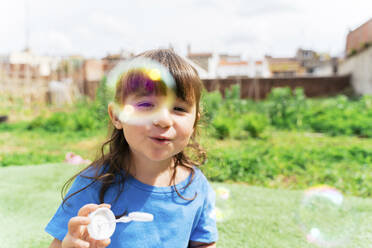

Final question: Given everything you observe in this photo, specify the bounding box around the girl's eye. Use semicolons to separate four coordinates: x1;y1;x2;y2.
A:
136;102;154;109
174;106;187;112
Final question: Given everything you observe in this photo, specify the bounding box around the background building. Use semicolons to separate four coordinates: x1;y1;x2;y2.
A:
346;18;372;56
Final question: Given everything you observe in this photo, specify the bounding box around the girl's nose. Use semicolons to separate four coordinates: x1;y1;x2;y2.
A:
153;108;172;128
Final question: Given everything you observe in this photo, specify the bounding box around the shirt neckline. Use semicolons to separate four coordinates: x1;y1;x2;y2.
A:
126;167;198;193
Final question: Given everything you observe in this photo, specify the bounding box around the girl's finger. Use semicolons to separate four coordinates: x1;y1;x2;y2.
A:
91;238;111;248
68;216;90;236
97;238;111;247
71;237;90;248
78;203;111;217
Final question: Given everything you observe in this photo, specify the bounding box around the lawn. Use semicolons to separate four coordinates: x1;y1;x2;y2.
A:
3;127;372;196
1;163;371;248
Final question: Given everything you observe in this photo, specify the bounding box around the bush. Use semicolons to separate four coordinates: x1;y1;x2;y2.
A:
26;76;111;133
307;95;372;137
201;136;372;197
93;76;112;121
266;87;307;130
242;113;269;138
27;99;105;132
211;116;231;139
200;90;223;123
42;112;76;132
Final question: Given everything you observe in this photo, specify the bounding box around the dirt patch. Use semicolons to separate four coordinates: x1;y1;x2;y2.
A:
0;145;28;153
71;136;103;151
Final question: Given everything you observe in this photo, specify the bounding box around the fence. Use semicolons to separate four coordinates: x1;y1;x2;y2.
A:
203;75;352;100
0;62;83;106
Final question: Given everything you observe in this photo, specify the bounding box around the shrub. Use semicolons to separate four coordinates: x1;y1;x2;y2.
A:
42;112;76;132
27;99;105;132
266;87;307;130
94;76;112;121
211;116;231;139
307;95;372;137
201;136;372;197
242;113;269;138
200;90;223;123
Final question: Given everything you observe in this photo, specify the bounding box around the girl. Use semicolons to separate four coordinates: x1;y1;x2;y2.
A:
46;49;218;248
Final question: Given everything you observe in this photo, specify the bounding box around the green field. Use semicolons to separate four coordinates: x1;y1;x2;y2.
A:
2;127;372;197
1;163;372;248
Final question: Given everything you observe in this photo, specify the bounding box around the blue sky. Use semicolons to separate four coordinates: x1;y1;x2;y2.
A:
1;0;371;59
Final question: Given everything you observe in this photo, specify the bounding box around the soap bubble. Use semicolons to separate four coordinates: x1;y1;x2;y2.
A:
214;186;232;222
106;58;177;125
209;207;224;222
296;185;357;247
216;187;230;200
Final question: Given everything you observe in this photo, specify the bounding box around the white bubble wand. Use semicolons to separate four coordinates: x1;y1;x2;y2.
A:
87;208;154;240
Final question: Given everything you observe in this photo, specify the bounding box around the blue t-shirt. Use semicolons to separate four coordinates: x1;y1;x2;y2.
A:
45;166;218;247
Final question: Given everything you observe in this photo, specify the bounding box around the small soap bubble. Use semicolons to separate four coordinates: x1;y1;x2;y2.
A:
210;207;224;222
216;187;230;200
213;186;233;222
106;57;177;125
296;185;357;247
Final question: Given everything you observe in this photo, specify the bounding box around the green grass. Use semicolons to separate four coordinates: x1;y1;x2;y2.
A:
1;163;371;248
2;128;372;196
0;129;107;166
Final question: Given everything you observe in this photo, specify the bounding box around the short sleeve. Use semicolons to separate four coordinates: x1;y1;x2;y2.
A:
44;173;100;241
190;182;218;243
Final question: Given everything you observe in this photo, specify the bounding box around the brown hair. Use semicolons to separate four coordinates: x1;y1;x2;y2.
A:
61;49;206;218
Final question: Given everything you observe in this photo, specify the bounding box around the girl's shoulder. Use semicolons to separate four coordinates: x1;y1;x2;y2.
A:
189;166;211;189
79;164;109;177
74;164;111;187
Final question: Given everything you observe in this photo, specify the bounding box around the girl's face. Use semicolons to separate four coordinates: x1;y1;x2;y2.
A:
109;94;197;163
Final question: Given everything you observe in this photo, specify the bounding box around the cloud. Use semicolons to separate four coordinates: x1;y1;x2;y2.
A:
224;33;258;46
89;12;133;36
235;0;298;18
48;31;72;50
32;30;72;55
2;0;372;58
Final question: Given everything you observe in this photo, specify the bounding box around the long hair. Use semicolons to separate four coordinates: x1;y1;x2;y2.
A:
61;49;206;218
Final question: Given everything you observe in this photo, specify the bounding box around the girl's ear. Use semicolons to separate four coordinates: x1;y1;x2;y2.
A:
108;103;123;130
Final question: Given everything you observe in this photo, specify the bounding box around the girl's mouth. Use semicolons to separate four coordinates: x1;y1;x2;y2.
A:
150;137;171;144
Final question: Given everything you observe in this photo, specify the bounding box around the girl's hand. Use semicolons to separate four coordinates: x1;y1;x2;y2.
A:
62;203;112;248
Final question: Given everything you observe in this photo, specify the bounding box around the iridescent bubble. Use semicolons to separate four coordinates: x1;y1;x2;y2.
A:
106;58;177;125
216;187;230;200
213;186;233;222
296;185;357;247
211;207;224;222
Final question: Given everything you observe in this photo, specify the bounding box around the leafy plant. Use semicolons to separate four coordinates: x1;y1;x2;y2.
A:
266;87;307;129
211;116;231;139
242;113;269;138
200;90;223;123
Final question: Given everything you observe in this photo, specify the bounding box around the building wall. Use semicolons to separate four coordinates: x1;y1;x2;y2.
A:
338;46;372;95
83;59;104;99
313;63;334;76
187;56;210;71
267;59;305;77
346;18;372;55
217;64;251;78
203;75;351;99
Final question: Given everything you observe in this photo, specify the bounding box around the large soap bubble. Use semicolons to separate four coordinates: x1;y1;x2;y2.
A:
296;185;357;247
106;58;177;125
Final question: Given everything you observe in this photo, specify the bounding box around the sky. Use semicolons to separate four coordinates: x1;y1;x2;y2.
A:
0;0;371;59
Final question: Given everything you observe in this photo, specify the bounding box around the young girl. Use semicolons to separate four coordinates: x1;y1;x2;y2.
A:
46;49;218;248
